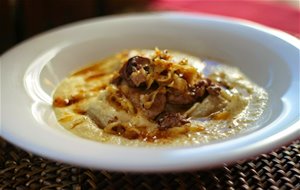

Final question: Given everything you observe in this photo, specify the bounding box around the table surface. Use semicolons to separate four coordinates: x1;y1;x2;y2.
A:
0;138;299;189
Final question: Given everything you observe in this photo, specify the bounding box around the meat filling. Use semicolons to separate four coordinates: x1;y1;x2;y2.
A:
156;112;189;130
115;52;223;129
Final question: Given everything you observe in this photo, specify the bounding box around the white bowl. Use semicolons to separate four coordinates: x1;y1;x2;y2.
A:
1;12;299;172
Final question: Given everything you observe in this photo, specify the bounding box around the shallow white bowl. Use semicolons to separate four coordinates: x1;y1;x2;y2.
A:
1;12;299;172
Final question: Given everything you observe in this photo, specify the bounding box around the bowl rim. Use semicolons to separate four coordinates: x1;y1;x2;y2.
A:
1;12;299;172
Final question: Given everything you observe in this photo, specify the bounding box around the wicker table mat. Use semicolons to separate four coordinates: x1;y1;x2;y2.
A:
0;138;299;190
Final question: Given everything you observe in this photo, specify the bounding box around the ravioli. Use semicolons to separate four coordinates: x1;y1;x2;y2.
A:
52;48;268;146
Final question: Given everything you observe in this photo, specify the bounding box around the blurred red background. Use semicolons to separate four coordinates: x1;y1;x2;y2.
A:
0;0;299;54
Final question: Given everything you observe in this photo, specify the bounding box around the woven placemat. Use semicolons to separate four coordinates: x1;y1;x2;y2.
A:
0;138;299;190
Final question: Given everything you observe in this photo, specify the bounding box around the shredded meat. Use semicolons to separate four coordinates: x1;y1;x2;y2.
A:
117;54;223;120
116;53;222;126
156;112;189;130
166;89;197;105
142;92;166;119
167;79;219;105
118;82;166;120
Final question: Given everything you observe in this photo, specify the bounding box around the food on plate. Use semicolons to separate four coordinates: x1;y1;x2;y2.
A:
52;48;268;146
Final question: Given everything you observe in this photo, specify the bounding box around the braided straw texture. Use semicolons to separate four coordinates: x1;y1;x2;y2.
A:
0;138;299;190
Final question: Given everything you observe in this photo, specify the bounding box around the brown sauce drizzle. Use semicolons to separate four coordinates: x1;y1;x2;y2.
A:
53;94;85;107
90;85;107;92
73;107;87;115
58;115;74;122
138;125;204;142
85;72;106;81
71;64;101;76
71;120;85;129
210;112;231;120
106;124;204;142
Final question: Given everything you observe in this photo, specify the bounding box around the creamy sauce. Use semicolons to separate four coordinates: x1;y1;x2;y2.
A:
52;50;268;146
